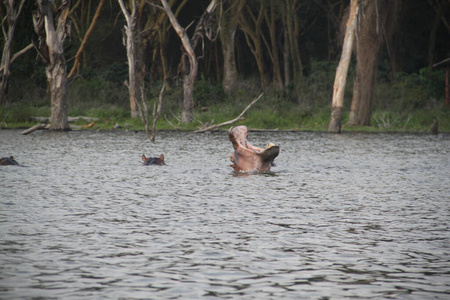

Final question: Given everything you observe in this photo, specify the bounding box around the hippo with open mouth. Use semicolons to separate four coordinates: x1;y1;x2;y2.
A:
228;125;279;172
142;154;166;166
0;156;19;166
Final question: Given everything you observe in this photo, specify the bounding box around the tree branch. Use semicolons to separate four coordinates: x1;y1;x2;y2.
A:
0;43;33;72
195;93;264;133
68;0;105;79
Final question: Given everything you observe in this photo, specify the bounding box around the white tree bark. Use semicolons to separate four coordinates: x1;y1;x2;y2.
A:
34;0;71;130
160;0;217;123
118;0;141;118
328;0;359;133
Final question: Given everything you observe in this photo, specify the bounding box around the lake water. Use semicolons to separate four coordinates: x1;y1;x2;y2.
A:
1;129;449;299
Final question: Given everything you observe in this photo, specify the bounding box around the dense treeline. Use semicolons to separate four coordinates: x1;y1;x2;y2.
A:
1;0;449;132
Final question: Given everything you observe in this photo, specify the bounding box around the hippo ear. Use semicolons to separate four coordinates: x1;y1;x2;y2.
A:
160;154;164;161
260;145;279;162
142;155;147;162
9;156;14;159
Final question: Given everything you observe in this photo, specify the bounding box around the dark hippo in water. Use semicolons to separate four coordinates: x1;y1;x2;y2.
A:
142;154;166;166
228;125;279;172
0;156;19;166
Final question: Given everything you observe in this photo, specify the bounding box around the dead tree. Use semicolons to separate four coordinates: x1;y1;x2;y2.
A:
33;0;71;130
348;0;398;126
328;0;358;133
0;0;27;104
160;0;218;123
118;0;150;119
219;0;246;94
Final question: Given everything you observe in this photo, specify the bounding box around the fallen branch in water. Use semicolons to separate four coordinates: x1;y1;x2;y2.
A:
21;123;49;135
195;93;263;133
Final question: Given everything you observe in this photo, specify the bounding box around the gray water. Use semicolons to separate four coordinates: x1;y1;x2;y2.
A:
1;129;449;299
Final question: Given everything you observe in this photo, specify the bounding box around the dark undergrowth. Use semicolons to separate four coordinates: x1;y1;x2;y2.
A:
1;62;449;133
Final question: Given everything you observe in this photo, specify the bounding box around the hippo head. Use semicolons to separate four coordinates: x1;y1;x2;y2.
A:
142;154;166;166
0;156;19;166
228;125;279;172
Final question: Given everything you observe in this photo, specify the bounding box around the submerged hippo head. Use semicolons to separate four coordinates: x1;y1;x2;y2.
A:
228;125;279;172
0;156;19;166
142;154;166;166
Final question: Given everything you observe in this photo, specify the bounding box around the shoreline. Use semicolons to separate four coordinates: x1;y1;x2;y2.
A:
1;125;447;135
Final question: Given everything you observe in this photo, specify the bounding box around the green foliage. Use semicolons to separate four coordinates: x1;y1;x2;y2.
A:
194;76;225;108
370;108;450;133
374;68;446;111
289;60;355;110
299;108;333;131
0;102;33;123
67;76;129;110
103;63;129;85
372;111;413;131
304;61;337;100
1;65;449;133
246;110;284;129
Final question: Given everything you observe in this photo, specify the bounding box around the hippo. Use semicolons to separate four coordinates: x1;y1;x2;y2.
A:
228;125;279;172
142;154;166;166
0;156;19;166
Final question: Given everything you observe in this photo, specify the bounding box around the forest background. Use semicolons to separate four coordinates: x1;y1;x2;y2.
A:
1;0;449;135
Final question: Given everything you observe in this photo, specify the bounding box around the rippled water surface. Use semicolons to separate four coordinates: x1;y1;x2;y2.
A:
1;129;449;299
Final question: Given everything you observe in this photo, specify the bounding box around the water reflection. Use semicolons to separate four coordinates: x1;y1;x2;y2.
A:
1;129;449;299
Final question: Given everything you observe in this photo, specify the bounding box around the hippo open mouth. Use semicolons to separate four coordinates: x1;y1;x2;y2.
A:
228;125;279;172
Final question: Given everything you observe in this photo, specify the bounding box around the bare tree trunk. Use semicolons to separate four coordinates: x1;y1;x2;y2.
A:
159;41;171;89
33;0;71;131
1;0;27;104
328;0;358;133
264;0;283;90
160;0;196;123
67;0;105;79
47;58;69;130
283;27;290;88
221;37;237;93
240;2;269;89
125;24;140;119
154;0;188;90
347;1;379;126
284;0;303;98
161;0;217;123
348;0;398;126
118;0;149;119
220;0;246;94
181;54;197;123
